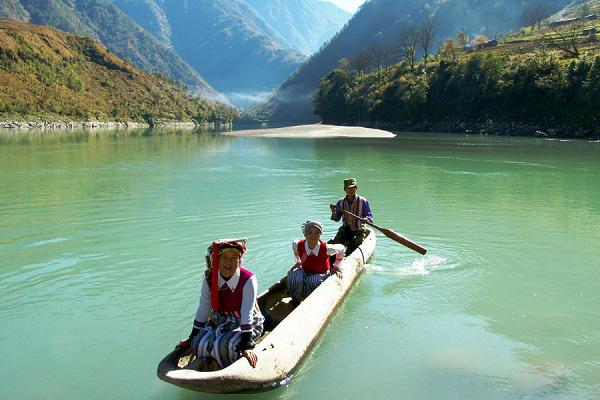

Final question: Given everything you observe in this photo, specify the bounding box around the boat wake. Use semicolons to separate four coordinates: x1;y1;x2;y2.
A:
364;254;453;276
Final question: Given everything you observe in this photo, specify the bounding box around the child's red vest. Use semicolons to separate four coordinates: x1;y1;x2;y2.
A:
298;240;330;274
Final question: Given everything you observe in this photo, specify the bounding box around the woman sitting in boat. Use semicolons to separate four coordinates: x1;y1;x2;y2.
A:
286;221;345;303
176;239;264;369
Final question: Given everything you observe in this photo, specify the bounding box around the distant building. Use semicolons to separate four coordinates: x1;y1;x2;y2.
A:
474;40;498;50
549;17;580;29
582;27;596;36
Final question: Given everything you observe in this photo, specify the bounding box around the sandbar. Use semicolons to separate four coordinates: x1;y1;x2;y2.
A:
226;124;396;138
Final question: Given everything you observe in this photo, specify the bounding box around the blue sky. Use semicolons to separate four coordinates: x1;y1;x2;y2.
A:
327;0;366;13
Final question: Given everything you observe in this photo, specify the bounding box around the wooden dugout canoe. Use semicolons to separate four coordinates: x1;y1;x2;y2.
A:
157;228;375;393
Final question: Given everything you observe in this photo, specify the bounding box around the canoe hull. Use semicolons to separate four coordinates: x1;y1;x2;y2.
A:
157;228;376;393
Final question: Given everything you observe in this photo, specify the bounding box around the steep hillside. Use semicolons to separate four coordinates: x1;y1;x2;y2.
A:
111;0;307;108
0;19;238;125
312;1;600;139
0;0;221;100
244;0;352;55
250;0;573;123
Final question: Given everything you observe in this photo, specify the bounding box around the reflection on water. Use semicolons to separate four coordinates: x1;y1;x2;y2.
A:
1;128;599;399
0;125;233;145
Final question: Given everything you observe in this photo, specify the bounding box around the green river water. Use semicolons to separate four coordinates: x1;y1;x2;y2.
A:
0;127;599;399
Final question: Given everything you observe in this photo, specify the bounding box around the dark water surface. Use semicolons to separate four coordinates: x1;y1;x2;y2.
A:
1;128;599;399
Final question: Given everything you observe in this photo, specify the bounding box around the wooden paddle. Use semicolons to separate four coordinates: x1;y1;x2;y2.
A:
334;206;427;255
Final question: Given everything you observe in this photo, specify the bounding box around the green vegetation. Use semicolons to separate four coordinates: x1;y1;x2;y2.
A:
0;0;217;96
314;3;600;138
315;52;600;125
0;19;239;126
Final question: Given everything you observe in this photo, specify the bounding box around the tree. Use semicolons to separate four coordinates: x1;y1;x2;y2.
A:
521;3;549;31
456;28;470;47
474;35;489;47
438;37;460;61
544;19;586;58
349;48;371;75
313;69;355;122
368;44;384;71
368;43;398;71
338;57;350;70
417;16;438;64
396;25;419;71
378;43;398;69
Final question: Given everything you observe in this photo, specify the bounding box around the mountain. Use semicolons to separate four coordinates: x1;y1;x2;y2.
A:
110;0;308;108
0;0;221;100
244;0;352;55
0;19;238;125
252;0;574;123
312;0;600;140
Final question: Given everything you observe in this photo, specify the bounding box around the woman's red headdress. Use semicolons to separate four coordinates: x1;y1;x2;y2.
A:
205;239;247;310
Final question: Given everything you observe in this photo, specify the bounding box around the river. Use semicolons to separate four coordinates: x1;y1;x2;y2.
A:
1;126;599;399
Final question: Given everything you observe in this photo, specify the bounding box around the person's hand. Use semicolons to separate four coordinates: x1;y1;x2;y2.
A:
330;203;337;213
242;349;258;368
332;266;343;279
176;339;191;350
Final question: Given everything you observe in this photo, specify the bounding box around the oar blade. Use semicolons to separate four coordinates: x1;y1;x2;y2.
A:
381;228;427;255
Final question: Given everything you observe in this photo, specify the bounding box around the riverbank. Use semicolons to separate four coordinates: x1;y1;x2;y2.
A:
346;120;600;141
0;117;230;130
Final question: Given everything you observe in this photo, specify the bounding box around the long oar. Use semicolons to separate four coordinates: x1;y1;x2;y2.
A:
335;206;427;255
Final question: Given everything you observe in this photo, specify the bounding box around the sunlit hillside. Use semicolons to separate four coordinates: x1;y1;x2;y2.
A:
247;0;576;124
0;0;221;99
0;20;238;126
312;2;600;139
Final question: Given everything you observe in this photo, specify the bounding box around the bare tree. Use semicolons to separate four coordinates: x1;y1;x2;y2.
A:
521;3;549;31
417;16;437;64
368;44;384;71
396;25;419;71
380;43;399;69
544;19;586;58
368;43;399;71
417;16;438;64
349;48;372;75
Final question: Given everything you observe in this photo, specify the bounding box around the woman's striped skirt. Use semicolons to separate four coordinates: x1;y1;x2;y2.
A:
191;307;264;369
286;268;330;300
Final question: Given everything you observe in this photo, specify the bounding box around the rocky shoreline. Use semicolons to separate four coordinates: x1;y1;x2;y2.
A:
0;118;228;130
345;120;600;141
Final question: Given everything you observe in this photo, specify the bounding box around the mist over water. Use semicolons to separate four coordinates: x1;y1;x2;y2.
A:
1;128;599;399
220;89;273;110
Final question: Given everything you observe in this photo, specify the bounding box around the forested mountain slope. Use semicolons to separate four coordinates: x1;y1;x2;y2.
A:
0;0;220;99
251;0;573;123
110;0;307;108
0;19;238;125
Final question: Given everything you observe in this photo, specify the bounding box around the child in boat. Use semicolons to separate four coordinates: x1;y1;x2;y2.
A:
176;239;264;369
286;221;346;303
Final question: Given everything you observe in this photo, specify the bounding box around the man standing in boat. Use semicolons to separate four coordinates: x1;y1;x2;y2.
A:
329;178;373;255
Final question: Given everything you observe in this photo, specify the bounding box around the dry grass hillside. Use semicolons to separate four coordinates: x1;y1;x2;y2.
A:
0;19;238;125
